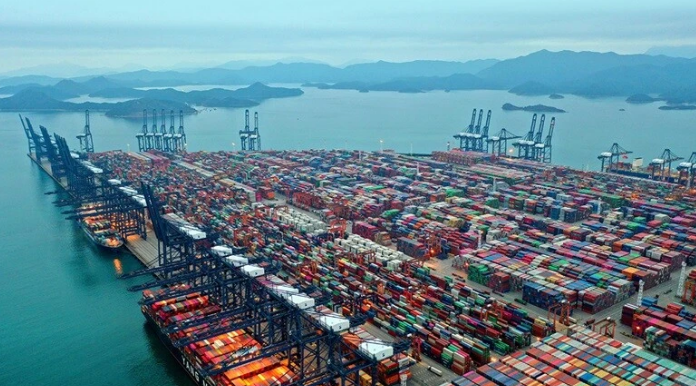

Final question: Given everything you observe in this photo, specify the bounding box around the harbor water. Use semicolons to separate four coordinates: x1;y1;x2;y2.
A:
0;114;194;385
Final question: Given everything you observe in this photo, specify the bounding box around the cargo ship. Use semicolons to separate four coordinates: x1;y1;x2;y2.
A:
139;281;300;386
79;215;124;249
140;286;220;386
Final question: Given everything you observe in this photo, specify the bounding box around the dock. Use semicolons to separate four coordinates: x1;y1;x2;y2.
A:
28;153;161;271
24;135;696;386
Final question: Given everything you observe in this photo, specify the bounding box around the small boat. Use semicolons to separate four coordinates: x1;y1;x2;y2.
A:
79;215;124;250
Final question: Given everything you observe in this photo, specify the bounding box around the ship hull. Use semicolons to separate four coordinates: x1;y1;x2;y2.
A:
79;221;124;250
143;310;217;386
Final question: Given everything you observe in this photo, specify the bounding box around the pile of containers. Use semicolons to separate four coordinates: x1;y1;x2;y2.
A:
445;327;696;386
684;269;696;306
626;300;696;368
274;207;326;235
87;148;696;382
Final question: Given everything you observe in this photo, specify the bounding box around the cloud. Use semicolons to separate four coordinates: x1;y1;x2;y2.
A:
1;1;696;71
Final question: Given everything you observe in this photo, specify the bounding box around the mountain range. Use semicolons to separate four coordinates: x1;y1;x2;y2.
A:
2;51;696;110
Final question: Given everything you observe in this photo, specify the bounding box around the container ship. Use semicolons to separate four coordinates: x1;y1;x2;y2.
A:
79;213;124;250
137;256;413;386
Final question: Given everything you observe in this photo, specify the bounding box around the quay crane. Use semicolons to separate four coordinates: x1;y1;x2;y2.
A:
239;109;252;151
453;108;478;150
249;111;261;151
159;109;167;151
152;109;162;150
677;152;696;188
650;149;683;182
534;117;555;163
177;110;187;151
76;110;94;154
135;109;149;151
598;143;632;172
472;110;492;152
513;114;538;159
530;114;545;161
163;110;174;152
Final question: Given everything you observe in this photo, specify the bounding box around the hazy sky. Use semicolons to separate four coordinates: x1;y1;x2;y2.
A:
2;0;696;73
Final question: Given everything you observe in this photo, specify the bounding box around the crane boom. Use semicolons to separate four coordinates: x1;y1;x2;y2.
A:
526;114;537;141
169;110;175;134
467;109;477;133
482;110;491;137
474;109;484;134
151;109;158;134
142;109;148;134
534;114;546;144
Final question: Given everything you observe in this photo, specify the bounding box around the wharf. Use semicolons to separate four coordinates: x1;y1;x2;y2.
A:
28;154;160;271
29;151;459;385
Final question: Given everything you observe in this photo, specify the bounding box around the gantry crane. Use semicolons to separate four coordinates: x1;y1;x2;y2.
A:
540;117;555;163
598;143;632;172
548;300;572;329
163;110;174;152
239;109;253;151
530;114;545;161
76;110;94;153
650;149;682;181
472;110;492;152
152;109;163;150
176;109;187;151
486;128;521;157
677;152;696;188
136;109;147;151
533;116;555;163
513;114;538;160
592;317;617;338
158;109;167;151
453;108;478;150
249;111;261;151
160;109;167;136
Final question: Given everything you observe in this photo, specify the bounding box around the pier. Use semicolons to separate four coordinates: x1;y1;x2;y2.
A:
29;152;159;270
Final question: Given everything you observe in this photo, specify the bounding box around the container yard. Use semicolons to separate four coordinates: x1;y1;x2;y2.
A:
20;112;696;385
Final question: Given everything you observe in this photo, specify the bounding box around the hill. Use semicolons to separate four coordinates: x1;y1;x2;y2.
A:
303;74;500;93
104;99;196;118
478;50;691;88
0;89;195;117
341;60;498;83
3;52;696;104
626;94;661;104
91;83;302;107
502;103;566;113
0;76;125;100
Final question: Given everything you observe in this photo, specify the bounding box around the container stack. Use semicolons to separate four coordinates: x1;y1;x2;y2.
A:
87;148;696;384
444;327;696;386
684;269;696;306
630;303;696;368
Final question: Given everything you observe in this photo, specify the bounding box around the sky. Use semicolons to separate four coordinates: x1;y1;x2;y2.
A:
2;0;696;74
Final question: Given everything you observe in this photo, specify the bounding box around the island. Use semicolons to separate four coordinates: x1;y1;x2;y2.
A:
105;99;196;118
502;103;566;113
0;82;302;116
626;94;661;104
549;94;564;99
0;89;196;117
90;82;302;108
658;105;696;111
